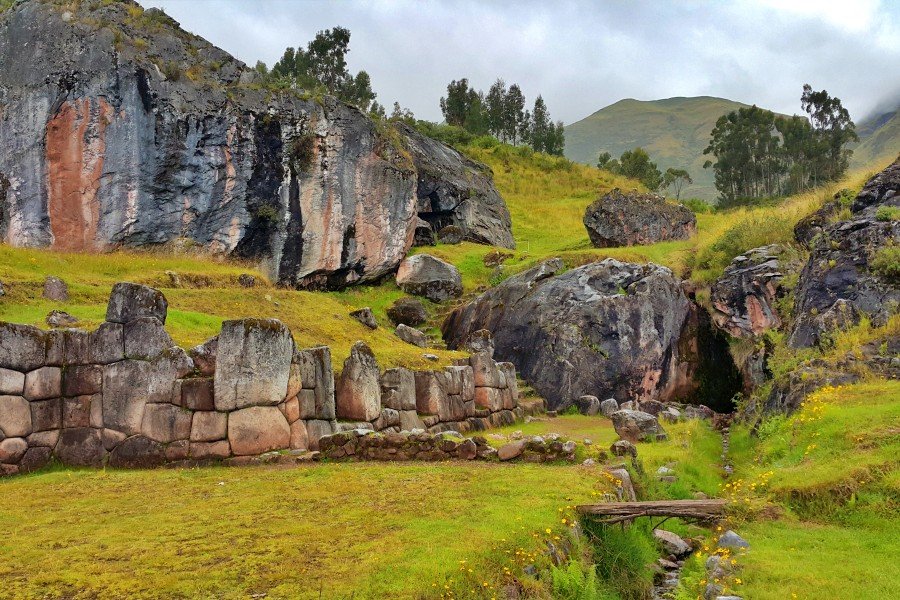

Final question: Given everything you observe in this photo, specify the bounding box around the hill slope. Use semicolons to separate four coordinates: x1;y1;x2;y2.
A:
564;96;753;201
852;105;900;168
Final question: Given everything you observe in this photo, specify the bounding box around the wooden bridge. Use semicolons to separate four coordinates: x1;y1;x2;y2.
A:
576;499;727;525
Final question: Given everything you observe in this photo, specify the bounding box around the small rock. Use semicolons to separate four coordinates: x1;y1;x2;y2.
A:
498;440;526;461
395;254;462;302
422;353;439;361
386;297;428;326
46;310;78;328
610;439;637;458
656;466;675;476
437;225;464;244
0;280;5;296
600;398;619;417
42;276;68;301
658;558;678;569
238;274;256;288
575;394;601;416
653;529;691;557
582;458;596;466
583;438;592;445
610;409;668;442
717;530;749;550
349;307;378;330
395;323;428;347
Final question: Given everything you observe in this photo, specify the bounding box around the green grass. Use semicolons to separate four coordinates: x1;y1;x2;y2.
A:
0;246;463;371
675;380;900;600
0;462;608;600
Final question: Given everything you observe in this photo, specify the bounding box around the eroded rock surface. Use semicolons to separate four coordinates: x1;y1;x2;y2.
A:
0;0;510;289
583;189;696;248
789;158;900;348
444;258;713;409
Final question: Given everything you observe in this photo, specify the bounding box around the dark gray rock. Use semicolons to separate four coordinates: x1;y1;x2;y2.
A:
386;297;428;326
395;122;514;249
610;410;668;442
0;323;47;371
443;258;697;410
106;283;168;325
717;530;750;550
600;398;619;417
610;439;637;458
574;395;601;416
583;189;696;247
794;194;844;248
349;307;378;330
396;254;462;302
395;324;428;347
45;310;77;328
789;159;900;348
710;245;800;338
464;329;495;357
237;274;256;288
55;427;104;467
412;217;436;247
42;276;68;301
108;435;167;469
437;225;464;245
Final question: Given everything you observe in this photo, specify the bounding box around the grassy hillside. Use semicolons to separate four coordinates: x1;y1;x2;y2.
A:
851;106;900;169
564;97;754;201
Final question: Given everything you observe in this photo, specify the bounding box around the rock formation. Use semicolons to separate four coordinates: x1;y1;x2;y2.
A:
443;258;739;410
711;245;800;338
789;158;900;348
583;189;696;248
0;0;512;290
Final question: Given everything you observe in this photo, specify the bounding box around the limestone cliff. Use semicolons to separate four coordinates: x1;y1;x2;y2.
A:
0;0;512;287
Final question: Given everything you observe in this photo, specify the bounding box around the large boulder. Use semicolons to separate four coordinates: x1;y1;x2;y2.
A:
386;297;428;326
395;122;514;249
396;254;463;302
789;159;900;348
335;341;382;422
443;258;701;410
583;190;696;248
710;245;800;338
610;410;668;443
105;283;168;324
214;319;293;411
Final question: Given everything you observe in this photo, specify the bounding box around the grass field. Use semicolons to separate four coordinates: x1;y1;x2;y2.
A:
0;462;610;600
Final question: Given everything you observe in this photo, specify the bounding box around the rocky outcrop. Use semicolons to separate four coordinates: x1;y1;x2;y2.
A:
711;245;800;338
395;122;514;249
395;254;462;302
789;159;900;348
443;258;737;410
0;0;511;289
583;190;696;248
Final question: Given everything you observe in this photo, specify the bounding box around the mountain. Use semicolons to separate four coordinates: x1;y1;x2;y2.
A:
564;96;757;202
851;105;900;169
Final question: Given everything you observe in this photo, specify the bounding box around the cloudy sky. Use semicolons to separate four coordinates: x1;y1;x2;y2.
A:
143;0;900;125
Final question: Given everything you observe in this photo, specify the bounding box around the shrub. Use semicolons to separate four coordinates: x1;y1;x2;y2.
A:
871;245;900;282
683;197;714;214
581;518;656;600
875;205;900;222
551;561;617;600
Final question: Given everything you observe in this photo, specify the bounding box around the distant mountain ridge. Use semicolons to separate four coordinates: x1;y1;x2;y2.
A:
564;96;753;201
565;95;900;202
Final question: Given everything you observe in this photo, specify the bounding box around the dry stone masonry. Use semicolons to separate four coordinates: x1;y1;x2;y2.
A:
0;283;522;476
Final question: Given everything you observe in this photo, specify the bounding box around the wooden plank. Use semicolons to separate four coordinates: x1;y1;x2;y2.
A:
576;499;727;520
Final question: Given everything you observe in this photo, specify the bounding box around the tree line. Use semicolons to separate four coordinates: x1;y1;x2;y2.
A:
256;27;565;156
597;148;693;200
703;85;858;207
439;78;565;155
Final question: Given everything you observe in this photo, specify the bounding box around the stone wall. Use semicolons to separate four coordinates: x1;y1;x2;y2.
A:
0;283;521;476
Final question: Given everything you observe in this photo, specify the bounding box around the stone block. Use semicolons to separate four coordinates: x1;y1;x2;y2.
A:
101;428;128;451
24;367;61;400
283;397;300;423
305;419;334;451
414;370;448;415
439;395;467;422
179;378;214;411
380;367;416;411
298;389;317;419
18;446;52;472
190;411;227;442
106;283;168;324
102;355;187;435
0;395;32;437
228;406;291;456
190;440;231;460
63;365;102;397
444;365;474;398
55;427;104;467
297;347;336;420
214;319;293;411
125;317;174;360
399;410;425;431
372;408;400;430
141;404;192;443
290;419;309;450
335;342;381;422
64;323;126;366
27;430;59;448
0;437;27;463
108;435;166;468
0;323;46;371
188;336;217;376
474;387;503;412
470;352;502;388
0;368;25;395
30;397;62;431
